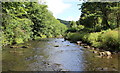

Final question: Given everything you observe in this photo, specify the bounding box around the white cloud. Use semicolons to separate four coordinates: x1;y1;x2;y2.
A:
45;0;71;17
63;0;80;2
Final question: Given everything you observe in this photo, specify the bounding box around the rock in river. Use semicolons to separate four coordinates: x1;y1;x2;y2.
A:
21;46;29;48
10;45;19;48
54;45;59;47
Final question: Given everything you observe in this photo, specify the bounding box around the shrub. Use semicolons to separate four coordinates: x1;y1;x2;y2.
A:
65;29;119;51
70;33;83;42
41;35;47;38
100;30;119;51
15;38;24;44
3;17;33;45
65;32;88;42
87;32;101;44
0;31;9;46
77;25;84;31
82;33;89;42
66;28;77;33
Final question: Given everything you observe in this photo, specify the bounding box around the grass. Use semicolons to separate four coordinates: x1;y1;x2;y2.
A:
65;29;119;52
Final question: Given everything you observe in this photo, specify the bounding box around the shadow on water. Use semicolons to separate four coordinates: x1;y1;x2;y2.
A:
2;38;118;71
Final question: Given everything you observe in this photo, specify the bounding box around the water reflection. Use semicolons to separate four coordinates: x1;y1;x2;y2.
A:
2;38;118;71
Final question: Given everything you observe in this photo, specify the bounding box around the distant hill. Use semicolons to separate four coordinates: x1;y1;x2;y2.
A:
57;19;70;25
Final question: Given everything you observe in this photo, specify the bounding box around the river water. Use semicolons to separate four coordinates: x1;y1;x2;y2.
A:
2;38;118;71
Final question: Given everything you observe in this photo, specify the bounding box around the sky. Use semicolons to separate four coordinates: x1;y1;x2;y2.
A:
45;0;84;21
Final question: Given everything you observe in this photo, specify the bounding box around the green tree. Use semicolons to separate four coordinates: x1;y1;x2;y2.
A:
2;2;68;45
69;21;77;28
78;2;120;31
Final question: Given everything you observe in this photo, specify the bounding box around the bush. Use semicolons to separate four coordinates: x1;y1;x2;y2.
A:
87;32;101;46
0;31;9;46
15;38;24;44
65;29;119;51
65;32;88;42
100;30;119;51
3;17;33;45
66;28;77;33
82;33;89;42
77;25;84;31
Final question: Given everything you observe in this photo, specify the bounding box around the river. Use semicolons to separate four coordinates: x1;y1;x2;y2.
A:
2;38;118;71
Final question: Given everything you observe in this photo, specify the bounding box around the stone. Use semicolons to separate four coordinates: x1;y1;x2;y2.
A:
77;41;82;45
91;47;95;50
99;52;106;56
54;45;59;47
77;41;82;44
98;51;112;58
105;51;111;56
21;46;28;48
93;51;98;54
10;45;19;48
84;46;90;48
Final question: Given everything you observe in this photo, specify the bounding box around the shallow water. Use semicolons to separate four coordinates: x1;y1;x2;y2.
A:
2;38;118;71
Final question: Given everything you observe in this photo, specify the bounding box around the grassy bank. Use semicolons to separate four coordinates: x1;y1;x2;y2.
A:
65;28;119;52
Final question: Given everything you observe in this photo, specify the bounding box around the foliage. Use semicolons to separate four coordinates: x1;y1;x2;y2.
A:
3;15;33;44
78;2;120;30
66;21;85;32
66;28;77;33
100;30;119;51
76;25;84;31
65;29;119;51
65;33;82;42
65;2;120;52
0;31;8;46
2;2;67;46
57;19;70;26
69;21;77;28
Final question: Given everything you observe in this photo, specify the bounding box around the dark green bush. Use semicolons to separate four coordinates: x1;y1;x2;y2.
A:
66;28;77;33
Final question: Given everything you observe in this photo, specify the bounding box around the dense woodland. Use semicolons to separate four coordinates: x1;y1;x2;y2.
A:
57;19;70;26
1;2;67;46
1;2;120;52
65;2;120;52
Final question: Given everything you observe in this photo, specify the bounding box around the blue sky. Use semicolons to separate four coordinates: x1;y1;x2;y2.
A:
45;0;84;21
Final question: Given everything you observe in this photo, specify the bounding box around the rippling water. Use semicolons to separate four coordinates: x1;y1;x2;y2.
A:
2;38;118;71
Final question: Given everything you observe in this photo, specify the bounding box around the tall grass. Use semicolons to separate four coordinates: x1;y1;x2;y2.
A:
65;29;119;51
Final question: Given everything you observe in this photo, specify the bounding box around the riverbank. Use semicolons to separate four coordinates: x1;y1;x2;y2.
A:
65;28;119;53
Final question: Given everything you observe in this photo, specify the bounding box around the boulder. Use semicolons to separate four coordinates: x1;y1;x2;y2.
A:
105;51;111;56
99;52;106;56
99;51;112;57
